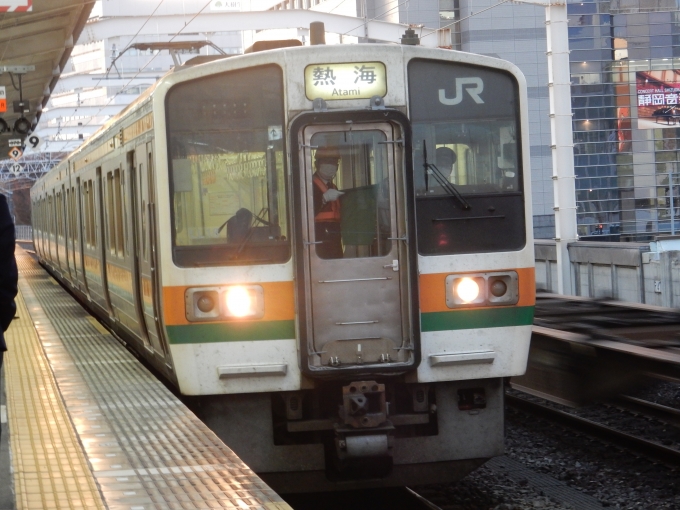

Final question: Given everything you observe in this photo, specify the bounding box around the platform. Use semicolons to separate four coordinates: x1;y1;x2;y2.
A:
2;247;292;510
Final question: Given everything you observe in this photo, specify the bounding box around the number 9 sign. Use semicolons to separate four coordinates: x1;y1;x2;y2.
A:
27;134;41;150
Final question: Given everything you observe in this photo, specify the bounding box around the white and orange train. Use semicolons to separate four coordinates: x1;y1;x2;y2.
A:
31;42;535;491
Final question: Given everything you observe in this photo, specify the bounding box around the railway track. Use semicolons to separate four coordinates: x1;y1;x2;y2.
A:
506;392;680;466
404;487;443;510
612;394;680;428
512;294;680;406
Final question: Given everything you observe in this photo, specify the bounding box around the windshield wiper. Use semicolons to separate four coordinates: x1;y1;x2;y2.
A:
422;141;471;210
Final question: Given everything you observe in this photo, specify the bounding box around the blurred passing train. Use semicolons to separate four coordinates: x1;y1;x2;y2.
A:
31;42;535;491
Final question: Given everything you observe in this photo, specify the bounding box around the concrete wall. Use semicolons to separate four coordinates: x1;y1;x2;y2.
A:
534;240;680;307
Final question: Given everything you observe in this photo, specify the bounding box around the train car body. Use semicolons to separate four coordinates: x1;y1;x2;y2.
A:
31;43;535;491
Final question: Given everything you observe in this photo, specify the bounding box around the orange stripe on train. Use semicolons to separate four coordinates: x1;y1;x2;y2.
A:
419;267;535;313
163;281;296;326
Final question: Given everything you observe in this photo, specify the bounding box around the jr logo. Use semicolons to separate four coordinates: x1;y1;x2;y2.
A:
438;77;484;105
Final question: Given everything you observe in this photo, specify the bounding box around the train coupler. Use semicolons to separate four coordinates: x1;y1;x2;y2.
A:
339;380;387;428
334;380;394;462
334;425;395;460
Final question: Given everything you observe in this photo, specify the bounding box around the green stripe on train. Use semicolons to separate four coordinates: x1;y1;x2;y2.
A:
166;320;296;344
421;306;534;332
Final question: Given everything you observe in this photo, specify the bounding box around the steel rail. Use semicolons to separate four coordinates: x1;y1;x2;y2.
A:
612;395;680;428
404;487;444;510
506;394;680;466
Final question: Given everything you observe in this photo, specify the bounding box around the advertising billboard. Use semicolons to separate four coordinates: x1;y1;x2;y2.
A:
636;70;680;129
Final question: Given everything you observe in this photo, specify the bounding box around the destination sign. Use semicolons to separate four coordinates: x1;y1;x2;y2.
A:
305;62;386;101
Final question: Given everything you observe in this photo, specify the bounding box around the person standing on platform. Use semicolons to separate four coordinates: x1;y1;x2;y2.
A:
0;193;18;442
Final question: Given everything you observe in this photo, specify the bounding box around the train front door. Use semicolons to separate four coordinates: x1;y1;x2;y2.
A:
298;121;412;371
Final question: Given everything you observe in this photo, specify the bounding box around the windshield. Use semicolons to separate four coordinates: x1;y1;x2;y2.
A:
413;120;520;197
408;59;526;255
166;65;289;267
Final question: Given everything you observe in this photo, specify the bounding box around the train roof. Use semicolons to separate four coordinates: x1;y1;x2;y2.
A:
33;43;526;193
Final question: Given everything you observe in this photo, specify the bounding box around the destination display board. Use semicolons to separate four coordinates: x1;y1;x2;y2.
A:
304;62;387;101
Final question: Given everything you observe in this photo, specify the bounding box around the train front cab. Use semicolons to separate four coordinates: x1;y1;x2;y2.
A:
162;46;534;490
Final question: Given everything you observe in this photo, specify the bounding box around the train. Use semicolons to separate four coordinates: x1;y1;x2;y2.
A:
31;40;535;491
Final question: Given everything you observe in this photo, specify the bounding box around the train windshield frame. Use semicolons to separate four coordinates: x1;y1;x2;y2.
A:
165;64;290;267
408;58;526;255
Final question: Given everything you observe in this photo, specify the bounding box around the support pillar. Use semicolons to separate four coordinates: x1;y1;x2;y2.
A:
546;2;577;295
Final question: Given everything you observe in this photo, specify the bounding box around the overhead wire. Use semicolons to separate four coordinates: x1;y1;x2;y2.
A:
60;0;214;153
57;0;514;152
341;0;411;37
53;0;169;152
420;0;512;40
340;0;512;41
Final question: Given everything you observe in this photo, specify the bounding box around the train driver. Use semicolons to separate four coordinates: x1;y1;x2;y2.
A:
435;146;457;183
313;146;345;259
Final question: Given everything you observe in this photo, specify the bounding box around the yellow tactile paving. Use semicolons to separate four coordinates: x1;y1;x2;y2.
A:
4;289;106;510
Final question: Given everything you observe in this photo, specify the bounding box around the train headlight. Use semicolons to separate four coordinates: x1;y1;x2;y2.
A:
445;272;518;308
456;278;480;303
222;285;265;319
185;285;265;321
446;276;485;306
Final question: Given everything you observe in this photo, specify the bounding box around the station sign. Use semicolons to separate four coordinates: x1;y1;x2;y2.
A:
26;134;41;150
304;62;387;101
0;0;32;12
0;86;5;113
8;147;22;160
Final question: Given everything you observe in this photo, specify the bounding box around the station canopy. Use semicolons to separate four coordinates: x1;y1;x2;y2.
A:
0;0;93;156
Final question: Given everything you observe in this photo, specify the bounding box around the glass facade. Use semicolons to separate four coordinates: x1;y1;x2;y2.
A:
569;0;680;239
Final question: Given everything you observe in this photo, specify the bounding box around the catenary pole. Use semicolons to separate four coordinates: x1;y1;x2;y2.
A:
514;0;577;294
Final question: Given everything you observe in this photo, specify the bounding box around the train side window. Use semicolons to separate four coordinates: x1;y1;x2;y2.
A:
166;64;290;267
69;187;76;245
146;151;153;262
65;189;69;242
106;172;115;254
88;179;96;248
57;192;63;240
83;181;90;248
68;189;73;243
71;186;77;246
113;168;125;257
84;181;90;249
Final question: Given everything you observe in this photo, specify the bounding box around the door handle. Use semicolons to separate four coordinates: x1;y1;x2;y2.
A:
383;259;399;271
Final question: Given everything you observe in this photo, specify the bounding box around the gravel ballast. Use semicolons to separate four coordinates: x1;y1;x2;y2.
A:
414;382;680;509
